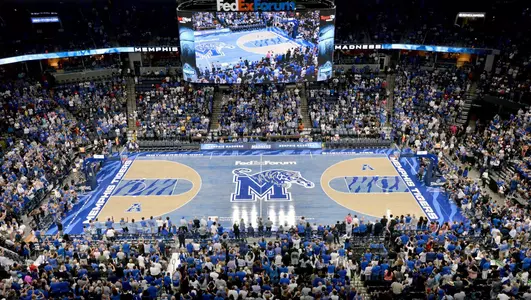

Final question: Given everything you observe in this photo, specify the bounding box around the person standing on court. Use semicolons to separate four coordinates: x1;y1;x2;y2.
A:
120;217;128;234
233;222;240;240
177;227;186;248
265;218;273;236
345;219;353;238
332;226;340;244
149;216;157;234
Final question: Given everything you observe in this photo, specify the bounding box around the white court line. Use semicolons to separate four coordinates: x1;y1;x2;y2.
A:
126;180;147;195
343;177;350;193
171;179;180;196
259;154;263;220
402;157;418;175
210;152;213;160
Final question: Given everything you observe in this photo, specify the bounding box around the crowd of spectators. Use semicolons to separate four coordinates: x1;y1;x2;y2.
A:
193;10;320;84
196;45;319;84
478;46;531;103
8;194;531;300
216;84;303;139
2;1;531;300
0;76;128;250
0;81;83;221
385;62;531;299
265;12;319;44
193;12;222;31
308;72;387;138
1;62;531;300
4;214;370;300
191;12;318;43
217;12;266;31
136;79;213;140
391;66;471;154
53;78;128;140
447;109;531;202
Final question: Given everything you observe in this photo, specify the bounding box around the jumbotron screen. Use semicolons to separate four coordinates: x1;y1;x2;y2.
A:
177;10;335;83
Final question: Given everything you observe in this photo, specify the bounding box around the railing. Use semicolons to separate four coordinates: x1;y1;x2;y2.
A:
0;242;26;264
324;139;392;149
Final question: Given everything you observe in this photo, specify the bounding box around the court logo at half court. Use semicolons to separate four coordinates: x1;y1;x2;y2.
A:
231;168;314;202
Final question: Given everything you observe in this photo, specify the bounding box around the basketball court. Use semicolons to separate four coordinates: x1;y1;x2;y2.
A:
48;148;464;235
194;28;310;72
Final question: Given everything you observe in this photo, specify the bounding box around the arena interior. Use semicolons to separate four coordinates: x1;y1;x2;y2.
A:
0;0;530;299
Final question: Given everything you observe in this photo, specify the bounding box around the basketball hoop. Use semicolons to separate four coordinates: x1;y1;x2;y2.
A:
119;147;129;165
392;150;401;160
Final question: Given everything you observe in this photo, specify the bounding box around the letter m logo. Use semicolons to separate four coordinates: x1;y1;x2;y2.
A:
230;168;314;202
231;175;290;202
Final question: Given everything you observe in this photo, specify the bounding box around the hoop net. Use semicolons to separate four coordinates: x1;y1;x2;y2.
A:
119;147;128;165
392;144;401;160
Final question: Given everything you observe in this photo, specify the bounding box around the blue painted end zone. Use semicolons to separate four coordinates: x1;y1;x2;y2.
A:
50;149;465;235
399;156;464;224
46;159;134;235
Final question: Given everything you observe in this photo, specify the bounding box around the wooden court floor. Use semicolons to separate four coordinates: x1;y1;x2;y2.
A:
95;156;426;224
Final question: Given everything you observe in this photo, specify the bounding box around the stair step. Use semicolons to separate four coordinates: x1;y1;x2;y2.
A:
209;90;223;132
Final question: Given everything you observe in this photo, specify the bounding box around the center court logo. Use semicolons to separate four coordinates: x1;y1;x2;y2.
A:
231;168;314;202
217;0;296;12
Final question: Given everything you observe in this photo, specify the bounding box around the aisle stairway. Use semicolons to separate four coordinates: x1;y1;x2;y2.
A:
455;81;478;127
298;83;312;134
209;88;225;132
386;74;396;118
351;274;371;299
126;77;137;131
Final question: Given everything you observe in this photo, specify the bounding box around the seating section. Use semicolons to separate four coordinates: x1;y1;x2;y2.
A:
0;78;125;226
135;78;213;140
214;84;304;139
391;67;471;152
53;77;128;141
308;73;388;139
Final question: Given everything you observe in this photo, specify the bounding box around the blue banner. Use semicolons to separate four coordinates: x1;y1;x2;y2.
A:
0;42;498;66
0;47;133;66
382;44;495;55
200;142;322;151
334;43;498;55
0;46;178;66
